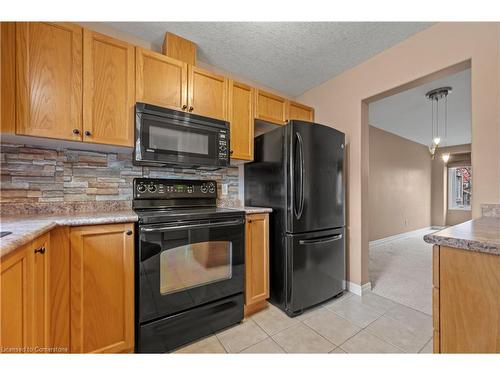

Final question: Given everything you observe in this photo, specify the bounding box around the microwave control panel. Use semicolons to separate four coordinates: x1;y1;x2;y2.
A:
218;130;229;161
134;178;217;199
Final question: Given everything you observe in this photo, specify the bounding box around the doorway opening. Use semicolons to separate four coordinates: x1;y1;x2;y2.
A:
365;65;472;315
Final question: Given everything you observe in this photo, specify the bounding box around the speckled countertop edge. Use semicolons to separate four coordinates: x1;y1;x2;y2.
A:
240;206;273;214
0;210;138;258
423;217;500;255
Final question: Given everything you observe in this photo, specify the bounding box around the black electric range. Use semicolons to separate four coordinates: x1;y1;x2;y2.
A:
133;178;245;353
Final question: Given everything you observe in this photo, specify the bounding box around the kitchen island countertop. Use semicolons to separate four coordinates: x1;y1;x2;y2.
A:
423;217;500;255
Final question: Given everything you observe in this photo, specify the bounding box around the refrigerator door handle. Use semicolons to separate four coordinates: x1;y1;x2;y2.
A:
299;234;343;245
294;132;305;220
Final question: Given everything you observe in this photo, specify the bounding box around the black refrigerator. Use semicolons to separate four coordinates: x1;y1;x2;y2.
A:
245;120;345;317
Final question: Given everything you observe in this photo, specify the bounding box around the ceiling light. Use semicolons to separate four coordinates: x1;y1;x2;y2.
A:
426;87;452;158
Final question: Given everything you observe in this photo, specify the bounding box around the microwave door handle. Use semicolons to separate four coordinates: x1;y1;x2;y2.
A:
299;234;343;245
140;218;244;233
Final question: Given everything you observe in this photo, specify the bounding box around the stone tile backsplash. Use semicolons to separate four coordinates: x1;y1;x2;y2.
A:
0;142;240;207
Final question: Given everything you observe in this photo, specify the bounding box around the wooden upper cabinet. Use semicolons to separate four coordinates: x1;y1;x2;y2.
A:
1;22;16;134
162;32;197;66
255;89;288;125
16;22;83;141
0;242;32;351
228;80;254;161
83;30;135;147
188;65;228;121
245;213;270;308
288;100;314;122
136;47;188;110
70;223;134;353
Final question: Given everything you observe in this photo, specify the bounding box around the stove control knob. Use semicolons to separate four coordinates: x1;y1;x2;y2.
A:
200;184;208;193
137;184;146;193
208;182;216;194
148;184;157;193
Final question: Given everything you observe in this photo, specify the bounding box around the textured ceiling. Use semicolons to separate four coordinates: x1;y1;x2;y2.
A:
104;22;433;97
369;68;471;147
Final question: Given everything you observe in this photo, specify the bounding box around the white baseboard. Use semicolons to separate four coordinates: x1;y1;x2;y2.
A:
347;281;372;296
369;226;434;247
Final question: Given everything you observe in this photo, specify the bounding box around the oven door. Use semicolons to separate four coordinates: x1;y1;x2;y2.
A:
138;216;245;323
135;109;227;168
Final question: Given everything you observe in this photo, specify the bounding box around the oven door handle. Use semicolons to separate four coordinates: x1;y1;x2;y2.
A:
140;218;244;233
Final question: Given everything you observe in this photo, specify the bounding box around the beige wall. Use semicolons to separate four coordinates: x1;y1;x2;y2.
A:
298;23;500;286
369;126;431;241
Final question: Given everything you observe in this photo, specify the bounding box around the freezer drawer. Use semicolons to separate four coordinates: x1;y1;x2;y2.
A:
285;228;345;315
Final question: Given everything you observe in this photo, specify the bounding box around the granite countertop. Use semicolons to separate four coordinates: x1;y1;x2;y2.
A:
0;205;272;259
423;217;500;255
0;210;138;258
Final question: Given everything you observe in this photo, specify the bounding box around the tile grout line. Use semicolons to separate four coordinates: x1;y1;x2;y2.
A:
370;290;432;317
213;333;229;354
418;337;433;353
362;309;429;353
236;333;272;353
301;313;361;348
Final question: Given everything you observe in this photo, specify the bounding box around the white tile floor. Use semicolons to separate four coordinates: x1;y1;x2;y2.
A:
174;291;433;354
174;232;435;354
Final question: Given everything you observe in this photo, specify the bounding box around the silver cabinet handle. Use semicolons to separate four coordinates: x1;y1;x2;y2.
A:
299;234;343;245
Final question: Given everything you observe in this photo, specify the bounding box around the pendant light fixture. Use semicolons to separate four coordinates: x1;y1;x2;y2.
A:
426;86;452;161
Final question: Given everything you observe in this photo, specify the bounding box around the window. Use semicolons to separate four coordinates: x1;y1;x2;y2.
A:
448;166;472;210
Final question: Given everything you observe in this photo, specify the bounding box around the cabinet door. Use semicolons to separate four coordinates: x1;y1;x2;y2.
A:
32;233;50;351
255;89;287;125
70;223;134;353
1;22;16;134
188;65;228;120
228;80;254;161
288;101;314;122
0;242;32;351
83;30;135;147
440;246;500;353
136;47;188;110
16;22;83;141
245;214;270;307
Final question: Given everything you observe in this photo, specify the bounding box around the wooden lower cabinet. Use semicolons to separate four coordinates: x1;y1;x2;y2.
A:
244;213;270;316
0;230;70;353
31;232;51;351
0;242;32;352
70;223;134;353
1;223;134;354
433;245;500;353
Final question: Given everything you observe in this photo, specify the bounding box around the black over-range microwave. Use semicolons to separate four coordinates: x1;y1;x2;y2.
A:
134;102;230;170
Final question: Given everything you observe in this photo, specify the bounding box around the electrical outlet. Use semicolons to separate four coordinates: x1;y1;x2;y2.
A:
221;183;228;196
